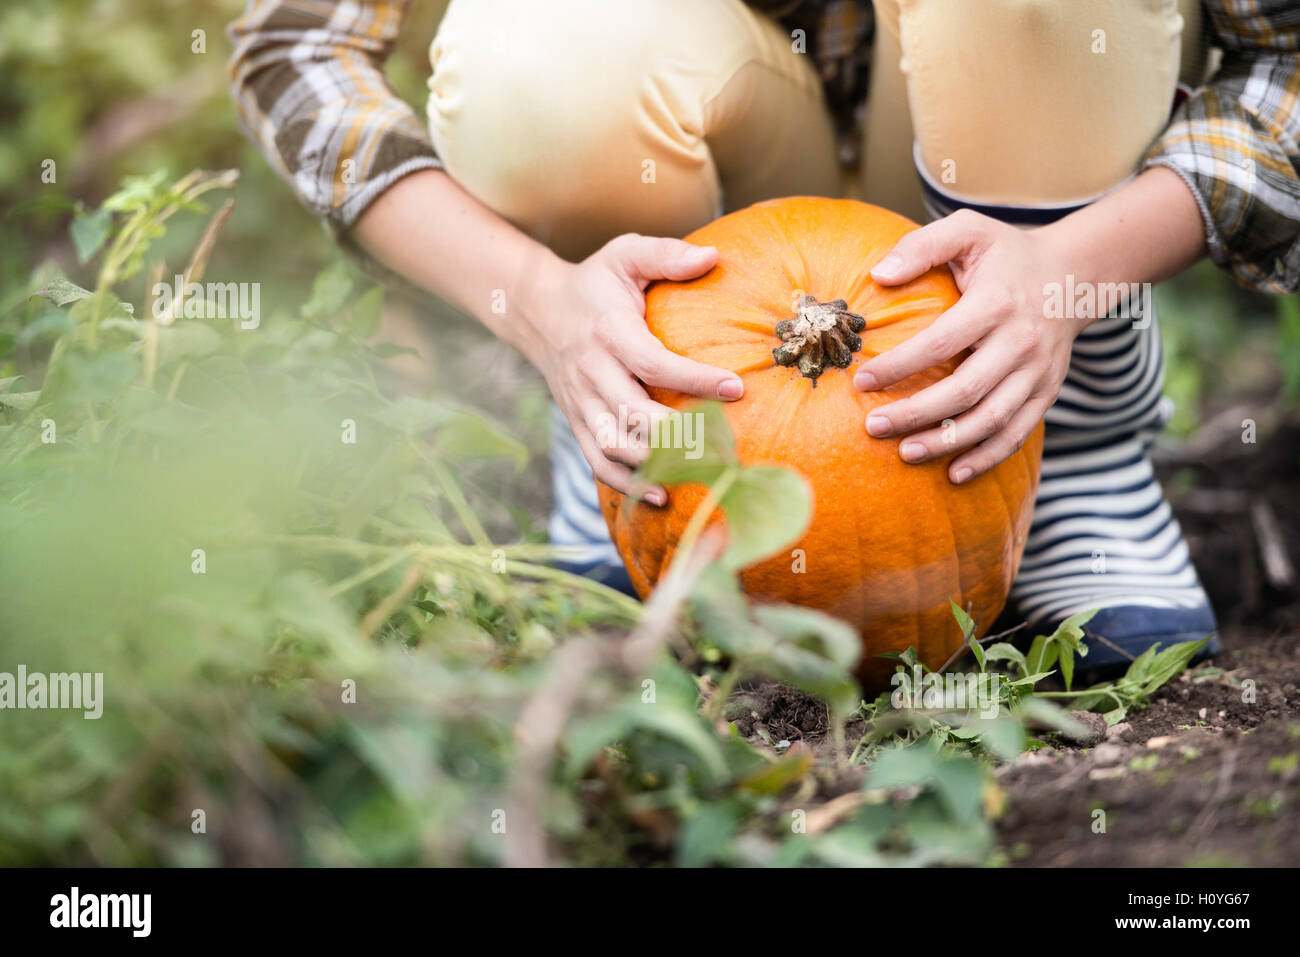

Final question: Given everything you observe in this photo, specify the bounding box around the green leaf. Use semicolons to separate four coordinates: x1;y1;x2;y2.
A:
301;261;355;322
1026;635;1058;676
17;310;77;346
1131;637;1212;695
639;402;736;487
675;801;743;868
1015;696;1087;737
434;412;528;471
1059;642;1075;691
868;744;939;790
748;605;861;713
717;465;811;570
35;277;93;307
929;755;988;822
971;713;1025;762
373;395;454;435
42;349;135;404
347;285;385;339
0;391;38;412
949;599;975;638
983;642;1027;672
70;205;112;263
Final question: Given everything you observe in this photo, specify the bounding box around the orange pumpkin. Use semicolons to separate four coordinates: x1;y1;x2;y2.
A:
597;197;1043;685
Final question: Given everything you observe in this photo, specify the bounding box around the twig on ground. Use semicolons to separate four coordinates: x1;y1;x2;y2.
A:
503;528;724;867
1249;499;1295;590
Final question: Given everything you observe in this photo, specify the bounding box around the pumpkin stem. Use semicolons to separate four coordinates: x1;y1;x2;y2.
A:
772;295;867;381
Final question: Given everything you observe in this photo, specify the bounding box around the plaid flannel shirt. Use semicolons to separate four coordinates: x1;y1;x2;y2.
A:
228;0;1300;292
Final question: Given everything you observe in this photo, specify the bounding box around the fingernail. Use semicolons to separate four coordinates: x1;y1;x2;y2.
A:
952;467;973;484
685;245;715;262
644;488;666;507
900;441;926;462
855;370;878;391
866;414;891;437
717;377;744;400
872;253;904;279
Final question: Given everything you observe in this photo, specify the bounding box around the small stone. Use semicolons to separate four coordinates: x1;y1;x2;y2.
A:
1146;736;1176;750
1105;722;1132;742
1091;743;1125;766
1198;707;1208;720
1065;710;1107;746
1089;766;1127;781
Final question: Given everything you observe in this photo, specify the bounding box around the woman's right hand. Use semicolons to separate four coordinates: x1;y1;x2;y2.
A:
525;233;744;506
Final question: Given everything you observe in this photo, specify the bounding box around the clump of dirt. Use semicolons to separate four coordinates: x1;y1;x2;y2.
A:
996;718;1300;867
726;682;829;742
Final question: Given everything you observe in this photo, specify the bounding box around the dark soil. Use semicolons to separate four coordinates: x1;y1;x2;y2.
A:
996;628;1300;867
731;416;1300;866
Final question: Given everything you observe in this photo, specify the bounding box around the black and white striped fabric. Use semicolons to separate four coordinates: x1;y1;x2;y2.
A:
918;162;1219;665
547;404;637;594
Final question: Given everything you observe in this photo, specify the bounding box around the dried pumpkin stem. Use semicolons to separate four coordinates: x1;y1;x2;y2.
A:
772;295;866;381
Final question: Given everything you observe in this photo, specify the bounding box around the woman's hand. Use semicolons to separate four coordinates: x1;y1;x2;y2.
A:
855;209;1089;484
527;233;744;504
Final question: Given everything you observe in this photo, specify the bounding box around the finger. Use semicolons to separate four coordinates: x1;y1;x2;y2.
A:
947;395;1051;483
584;397;671;470
572;420;666;505
601;234;718;286
888;371;1037;464
854;294;993;391
864;338;1025;437
577;362;670;468
870;209;991;286
618;331;744;400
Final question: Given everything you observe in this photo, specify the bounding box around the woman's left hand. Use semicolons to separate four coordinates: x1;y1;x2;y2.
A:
854;208;1088;484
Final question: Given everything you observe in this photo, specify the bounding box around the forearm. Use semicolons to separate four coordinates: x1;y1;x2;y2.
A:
1039;166;1207;305
350;169;566;368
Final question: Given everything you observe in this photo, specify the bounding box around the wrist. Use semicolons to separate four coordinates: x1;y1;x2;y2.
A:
1034;222;1102;336
510;251;571;371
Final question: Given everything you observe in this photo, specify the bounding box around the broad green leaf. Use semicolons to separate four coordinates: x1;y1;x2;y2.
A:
929;755;987;821
17;310;77;346
373;395;454;435
70;206;112;263
301;261;355;322
751;603;861;673
0;391;38;412
41;349;135;404
347;285;385;339
35;277;93;307
868;744;939;790
971;713;1025;763
1026;635;1058;675
718;466;811;570
983;642;1027;672
435;412;528;471
639;401;736;484
1016;696;1089;738
675;801;743;868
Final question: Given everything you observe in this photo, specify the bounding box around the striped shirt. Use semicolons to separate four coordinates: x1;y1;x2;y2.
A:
228;0;1300;293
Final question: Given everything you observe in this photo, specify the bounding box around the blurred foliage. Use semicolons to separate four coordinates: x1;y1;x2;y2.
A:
0;0;1288;867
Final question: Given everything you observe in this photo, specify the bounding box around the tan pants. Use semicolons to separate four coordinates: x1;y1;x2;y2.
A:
427;0;1203;259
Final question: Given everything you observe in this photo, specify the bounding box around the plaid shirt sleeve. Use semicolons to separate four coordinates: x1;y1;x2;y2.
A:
227;0;441;233
1143;0;1300;292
